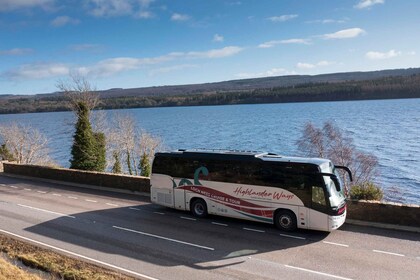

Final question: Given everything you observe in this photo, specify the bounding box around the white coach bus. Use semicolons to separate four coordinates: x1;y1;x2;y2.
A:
150;149;352;232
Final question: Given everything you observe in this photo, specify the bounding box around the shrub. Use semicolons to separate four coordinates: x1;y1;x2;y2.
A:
350;182;383;201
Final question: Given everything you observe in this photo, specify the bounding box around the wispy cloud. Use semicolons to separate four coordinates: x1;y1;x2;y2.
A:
85;0;155;18
355;0;384;9
2;46;244;80
51;16;80;27
149;64;198;76
0;48;33;56
365;49;401;60
69;44;103;52
3;63;69;80
322;28;366;39
0;0;55;12
213;34;224;42
236;68;296;79
258;38;311;48
267;14;298;22
297;61;334;69
171;13;190;21
306;18;348;24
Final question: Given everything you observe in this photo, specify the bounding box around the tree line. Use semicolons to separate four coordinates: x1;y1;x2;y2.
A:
1;74;420;114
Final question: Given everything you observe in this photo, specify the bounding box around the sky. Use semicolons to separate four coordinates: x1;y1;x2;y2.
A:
0;0;419;95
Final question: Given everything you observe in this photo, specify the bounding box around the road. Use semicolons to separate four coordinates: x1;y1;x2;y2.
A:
0;175;419;280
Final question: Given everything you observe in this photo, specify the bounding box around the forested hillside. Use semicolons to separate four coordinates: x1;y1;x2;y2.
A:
1;71;420;114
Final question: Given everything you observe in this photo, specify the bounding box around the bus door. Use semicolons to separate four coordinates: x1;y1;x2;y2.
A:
308;185;329;231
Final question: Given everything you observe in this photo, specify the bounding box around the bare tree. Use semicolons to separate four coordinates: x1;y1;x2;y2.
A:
297;121;378;196
56;72;99;112
106;113;162;175
0;123;53;165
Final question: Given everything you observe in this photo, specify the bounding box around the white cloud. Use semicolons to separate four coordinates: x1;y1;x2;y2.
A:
323;28;366;39
171;13;190;21
85;0;155;18
267;14;298;22
51;16;80;27
149;64;198;76
236;68;296;79
355;0;384;9
2;46;244;80
0;0;55;12
258;38;311;48
213;34;224;42
365;49;402;60
306;18;347;24
3;63;69;80
0;48;33;55
297;61;334;69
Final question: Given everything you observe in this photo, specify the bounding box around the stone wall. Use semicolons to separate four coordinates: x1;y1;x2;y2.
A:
347;200;420;227
2;162;419;228
2;162;150;193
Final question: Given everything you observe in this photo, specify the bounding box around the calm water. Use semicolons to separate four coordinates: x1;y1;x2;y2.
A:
0;99;419;204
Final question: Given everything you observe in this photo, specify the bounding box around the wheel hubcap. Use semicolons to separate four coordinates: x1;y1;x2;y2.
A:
195;204;204;215
280;216;291;228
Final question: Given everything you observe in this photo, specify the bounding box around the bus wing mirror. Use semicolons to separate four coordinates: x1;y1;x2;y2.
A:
335;165;353;182
319;173;341;192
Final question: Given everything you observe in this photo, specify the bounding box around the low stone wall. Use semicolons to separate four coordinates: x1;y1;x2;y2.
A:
2;162;150;193
2;162;419;228
347;200;420;228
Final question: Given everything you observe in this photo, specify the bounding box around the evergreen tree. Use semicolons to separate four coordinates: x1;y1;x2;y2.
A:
139;153;151;177
93;132;106;172
70;102;97;170
0;143;15;161
112;151;122;174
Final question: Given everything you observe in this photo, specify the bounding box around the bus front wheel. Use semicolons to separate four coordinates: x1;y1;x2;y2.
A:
274;210;297;232
191;199;208;218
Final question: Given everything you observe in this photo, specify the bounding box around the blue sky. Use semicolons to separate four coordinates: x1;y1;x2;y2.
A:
1;0;419;95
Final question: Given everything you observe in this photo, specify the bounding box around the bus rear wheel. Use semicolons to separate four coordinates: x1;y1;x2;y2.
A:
274;210;297;232
191;199;208;218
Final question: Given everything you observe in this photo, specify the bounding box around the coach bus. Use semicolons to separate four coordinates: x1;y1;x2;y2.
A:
150;149;352;232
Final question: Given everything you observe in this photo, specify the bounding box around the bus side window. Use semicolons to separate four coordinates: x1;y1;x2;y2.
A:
312;186;327;212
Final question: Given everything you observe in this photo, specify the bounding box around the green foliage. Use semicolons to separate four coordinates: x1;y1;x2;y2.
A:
93;132;106;172
139;153;151;177
0;143;15;161
111;152;122;174
350;182;384;201
70;102;104;171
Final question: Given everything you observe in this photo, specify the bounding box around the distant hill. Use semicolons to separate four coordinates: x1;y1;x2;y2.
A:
1;67;420;114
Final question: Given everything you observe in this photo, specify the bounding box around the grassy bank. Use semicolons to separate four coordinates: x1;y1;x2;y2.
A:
0;234;137;280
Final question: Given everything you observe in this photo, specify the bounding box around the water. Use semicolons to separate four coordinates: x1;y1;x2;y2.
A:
0;99;419;204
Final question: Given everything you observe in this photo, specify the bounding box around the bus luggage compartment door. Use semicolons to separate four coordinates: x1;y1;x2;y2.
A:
174;188;186;210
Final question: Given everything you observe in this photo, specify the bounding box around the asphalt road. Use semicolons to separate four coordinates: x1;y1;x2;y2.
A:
0;175;419;280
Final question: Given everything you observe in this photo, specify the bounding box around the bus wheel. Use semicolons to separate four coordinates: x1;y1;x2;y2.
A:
191;199;208;218
274;210;297;232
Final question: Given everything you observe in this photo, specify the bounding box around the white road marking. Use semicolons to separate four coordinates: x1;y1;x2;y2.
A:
113;225;215;251
68;196;78;199
323;241;349;247
153;211;165;215
85;199;97;203
17;204;75;219
129;207;142;211
106;203;119;207
373;250;405;257
180;216;196;221
24;188;32;191
211;222;228;227
243;227;265;233
280;234;306;240
285;264;353;280
52;193;62;196
37;191;47;194
0;229;159;280
10;186;18;189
